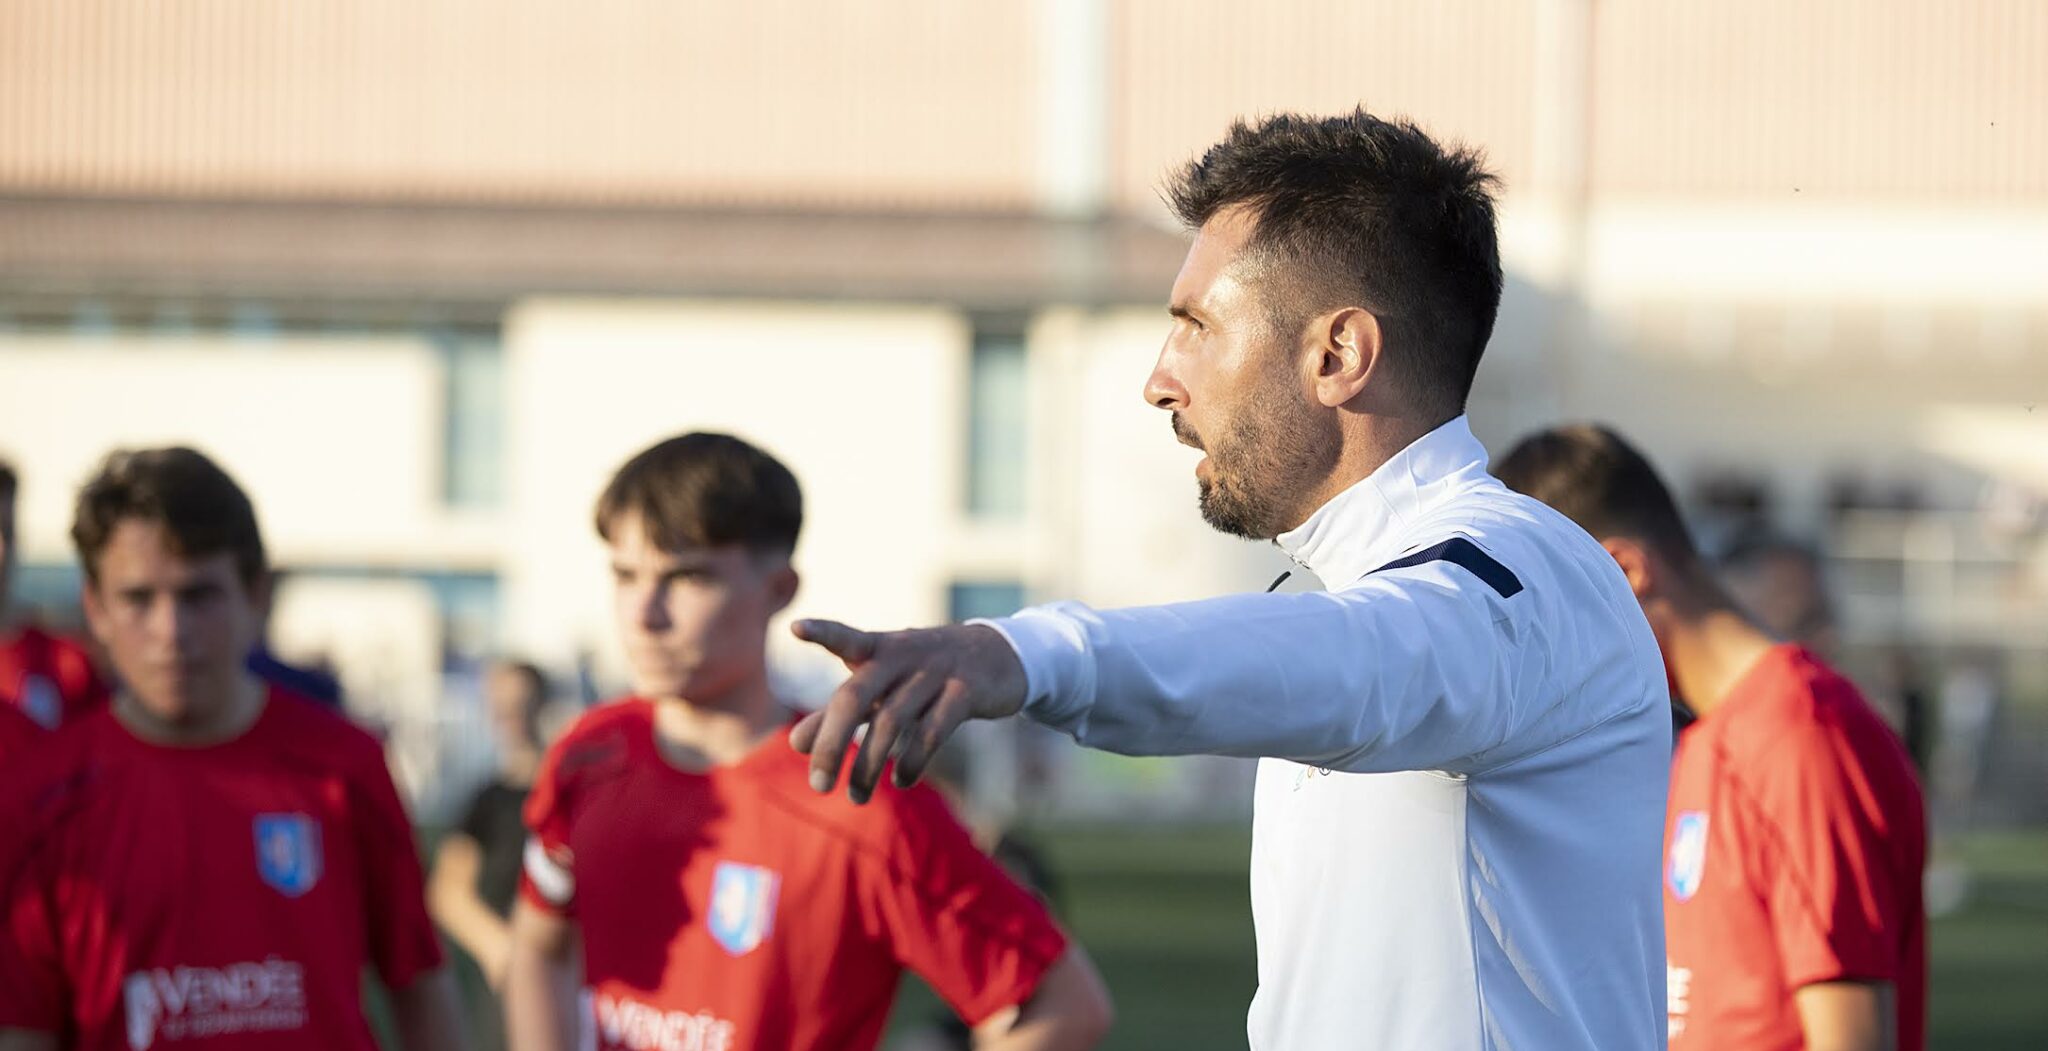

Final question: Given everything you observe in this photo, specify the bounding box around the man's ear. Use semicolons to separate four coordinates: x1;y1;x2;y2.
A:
1311;306;1383;409
768;563;800;617
1601;537;1658;600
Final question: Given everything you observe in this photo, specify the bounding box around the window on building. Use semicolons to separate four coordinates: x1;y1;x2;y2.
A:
435;329;505;509
948;580;1027;623
966;320;1029;518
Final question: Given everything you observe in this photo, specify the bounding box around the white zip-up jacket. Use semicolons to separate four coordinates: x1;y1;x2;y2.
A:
981;416;1670;1050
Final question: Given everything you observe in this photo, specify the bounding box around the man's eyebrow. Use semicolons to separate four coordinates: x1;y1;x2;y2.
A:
1168;303;1201;321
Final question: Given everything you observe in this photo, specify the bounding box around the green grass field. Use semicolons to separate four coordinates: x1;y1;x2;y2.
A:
894;825;2048;1049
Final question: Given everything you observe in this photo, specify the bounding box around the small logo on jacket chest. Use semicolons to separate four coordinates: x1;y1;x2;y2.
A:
1291;765;1335;792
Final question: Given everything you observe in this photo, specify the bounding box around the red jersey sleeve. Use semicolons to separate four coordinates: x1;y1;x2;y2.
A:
1753;725;1906;989
0;770;65;1034
863;784;1068;1027
517;730;579;917
348;738;445;988
0;861;65;1033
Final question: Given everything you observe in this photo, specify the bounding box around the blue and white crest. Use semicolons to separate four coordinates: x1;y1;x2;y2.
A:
253;813;323;897
1667;810;1710;902
707;861;780;957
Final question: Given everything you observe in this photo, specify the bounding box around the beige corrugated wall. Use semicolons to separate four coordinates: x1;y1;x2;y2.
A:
1;0;2042;206
0;0;1038;207
1592;0;2048;200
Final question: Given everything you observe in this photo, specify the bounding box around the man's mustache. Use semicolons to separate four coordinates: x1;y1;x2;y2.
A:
1171;413;1204;451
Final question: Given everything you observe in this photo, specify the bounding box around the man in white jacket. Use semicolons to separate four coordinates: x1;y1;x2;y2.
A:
793;110;1671;1050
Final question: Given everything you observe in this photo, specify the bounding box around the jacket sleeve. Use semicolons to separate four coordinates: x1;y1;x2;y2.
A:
979;564;1568;774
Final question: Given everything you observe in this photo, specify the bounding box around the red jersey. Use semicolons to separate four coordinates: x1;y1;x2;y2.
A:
0;703;43;765
521;699;1069;1051
0;625;110;730
1664;645;1926;1050
0;688;443;1050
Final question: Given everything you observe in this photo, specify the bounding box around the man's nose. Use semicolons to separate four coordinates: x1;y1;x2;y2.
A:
1143;345;1186;411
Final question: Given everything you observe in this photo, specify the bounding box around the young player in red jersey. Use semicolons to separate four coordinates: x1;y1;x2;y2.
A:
0;447;466;1051
0;459;110;731
503;433;1111;1051
1497;425;1927;1051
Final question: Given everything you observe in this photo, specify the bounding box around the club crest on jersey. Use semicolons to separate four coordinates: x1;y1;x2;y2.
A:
20;675;61;729
708;861;780;957
1667;810;1710;902
253;813;323;897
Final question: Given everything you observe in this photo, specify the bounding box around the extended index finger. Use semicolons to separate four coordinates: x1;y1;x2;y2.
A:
791;618;878;669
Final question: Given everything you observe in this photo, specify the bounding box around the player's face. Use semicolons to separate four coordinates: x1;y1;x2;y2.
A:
607;512;796;706
1145;206;1338;539
81;519;266;727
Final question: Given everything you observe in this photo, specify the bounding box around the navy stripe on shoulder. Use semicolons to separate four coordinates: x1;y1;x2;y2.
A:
1369;537;1524;598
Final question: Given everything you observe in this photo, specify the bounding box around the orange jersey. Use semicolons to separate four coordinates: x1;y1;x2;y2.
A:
521;699;1067;1051
1665;645;1926;1050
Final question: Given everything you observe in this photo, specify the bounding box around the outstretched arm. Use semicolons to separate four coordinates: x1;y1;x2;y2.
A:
791;570;1593;802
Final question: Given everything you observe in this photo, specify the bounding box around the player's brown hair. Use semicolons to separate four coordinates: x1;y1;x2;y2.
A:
594;432;803;557
70;447;268;587
1493;424;1700;560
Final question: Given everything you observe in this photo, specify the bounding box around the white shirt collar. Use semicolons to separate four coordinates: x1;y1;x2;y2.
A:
1275;415;1495;589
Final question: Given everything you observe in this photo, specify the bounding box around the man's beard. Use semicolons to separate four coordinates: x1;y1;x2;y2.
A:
1175;389;1339;540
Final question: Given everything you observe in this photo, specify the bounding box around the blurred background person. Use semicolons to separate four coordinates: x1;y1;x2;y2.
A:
1720;530;1841;659
1498;424;1927;1051
0;447;466;1051
430;658;551;1048
0;457;110;730
245;568;346;711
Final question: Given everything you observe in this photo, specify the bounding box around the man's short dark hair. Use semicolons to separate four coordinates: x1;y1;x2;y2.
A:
594;432;803;557
71;447;268;587
1166;108;1504;416
1494;424;1699;560
0;457;16;504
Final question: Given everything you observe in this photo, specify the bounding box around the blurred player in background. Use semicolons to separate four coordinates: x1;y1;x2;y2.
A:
1720;530;1840;659
0;457;110;732
1497;424;1926;1051
503;433;1110;1051
431;659;552;1047
1719;531;1939;778
0;447;466;1051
